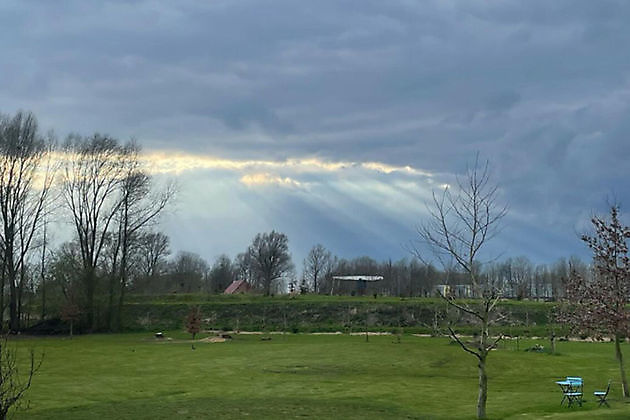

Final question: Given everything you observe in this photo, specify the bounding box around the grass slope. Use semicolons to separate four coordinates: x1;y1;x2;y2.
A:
12;333;630;419
120;294;558;336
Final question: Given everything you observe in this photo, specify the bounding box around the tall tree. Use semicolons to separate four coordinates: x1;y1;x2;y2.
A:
563;206;630;397
208;255;236;293
248;231;293;296
111;144;174;330
0;111;55;332
61;134;131;330
38;219;49;320
235;251;253;285
137;231;170;279
415;156;507;419
303;244;332;294
166;251;209;293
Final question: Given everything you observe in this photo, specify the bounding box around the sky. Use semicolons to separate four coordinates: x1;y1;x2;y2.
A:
2;0;630;268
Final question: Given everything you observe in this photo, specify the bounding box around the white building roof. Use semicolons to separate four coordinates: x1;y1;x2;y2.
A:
332;275;383;282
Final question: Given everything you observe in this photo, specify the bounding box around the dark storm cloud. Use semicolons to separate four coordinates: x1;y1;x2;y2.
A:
2;0;630;263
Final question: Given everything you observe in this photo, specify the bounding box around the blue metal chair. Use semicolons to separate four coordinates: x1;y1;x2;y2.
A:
564;376;583;407
594;380;611;407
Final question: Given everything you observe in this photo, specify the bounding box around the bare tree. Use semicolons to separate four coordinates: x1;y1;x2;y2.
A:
549;258;569;299
414;156;507;419
303;244;332;294
186;306;202;350
0;335;42;419
509;256;534;300
38;219;49;320
60;298;81;338
208;255;236;293
562;206;630;397
248;231;293;295
0;111;56;332
61;134;130;330
138;231;170;279
167;251;209;293
235;251;253;285
110;144;175;330
49;241;83;301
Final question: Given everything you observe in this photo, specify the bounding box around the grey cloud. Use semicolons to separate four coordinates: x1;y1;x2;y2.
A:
2;1;630;262
485;91;521;112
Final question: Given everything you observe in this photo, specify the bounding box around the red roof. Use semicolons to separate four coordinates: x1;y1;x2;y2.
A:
224;280;250;294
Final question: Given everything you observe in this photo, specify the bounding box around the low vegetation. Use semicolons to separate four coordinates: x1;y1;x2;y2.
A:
117;294;563;338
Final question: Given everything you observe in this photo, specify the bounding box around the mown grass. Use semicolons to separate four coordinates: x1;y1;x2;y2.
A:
12;333;630;419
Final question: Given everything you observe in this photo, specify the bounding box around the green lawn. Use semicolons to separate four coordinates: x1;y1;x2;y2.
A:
11;333;630;419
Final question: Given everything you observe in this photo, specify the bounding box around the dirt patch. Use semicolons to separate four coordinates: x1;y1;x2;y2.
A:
201;337;227;343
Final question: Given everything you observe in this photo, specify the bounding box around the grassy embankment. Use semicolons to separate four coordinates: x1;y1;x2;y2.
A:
13;332;630;419
121;294;565;337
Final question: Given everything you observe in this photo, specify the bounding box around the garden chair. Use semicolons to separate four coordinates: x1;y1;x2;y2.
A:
593;380;611;407
560;376;583;407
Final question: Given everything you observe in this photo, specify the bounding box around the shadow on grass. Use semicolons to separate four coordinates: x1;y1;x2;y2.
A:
18;396;438;420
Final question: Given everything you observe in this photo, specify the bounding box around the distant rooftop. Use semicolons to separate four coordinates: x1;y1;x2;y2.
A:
332;275;383;282
224;280;250;294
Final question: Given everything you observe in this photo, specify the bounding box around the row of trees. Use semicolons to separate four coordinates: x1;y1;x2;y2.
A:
110;237;581;300
30;224;583;336
0;111;175;332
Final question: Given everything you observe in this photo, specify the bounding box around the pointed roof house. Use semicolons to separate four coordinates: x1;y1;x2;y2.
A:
224;280;251;294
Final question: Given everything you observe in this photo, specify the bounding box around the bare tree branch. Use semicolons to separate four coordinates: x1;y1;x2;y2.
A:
447;326;481;360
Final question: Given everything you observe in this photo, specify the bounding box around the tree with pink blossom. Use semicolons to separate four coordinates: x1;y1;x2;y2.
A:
563;206;630;398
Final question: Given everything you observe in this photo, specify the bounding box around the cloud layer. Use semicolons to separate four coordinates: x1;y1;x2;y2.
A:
3;1;630;264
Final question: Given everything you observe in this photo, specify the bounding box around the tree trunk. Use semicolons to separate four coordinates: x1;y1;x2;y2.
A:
6;245;18;332
8;281;18;332
107;275;115;331
40;223;47;320
0;263;5;331
116;227;129;332
107;247;118;331
40;275;46;321
17;267;26;330
117;280;126;332
85;268;96;331
477;354;488;419
477;311;489;420
615;333;629;398
264;276;271;296
107;235;121;331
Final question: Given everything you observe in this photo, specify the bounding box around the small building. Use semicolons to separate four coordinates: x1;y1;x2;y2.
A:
224;280;251;294
434;284;473;298
332;275;383;295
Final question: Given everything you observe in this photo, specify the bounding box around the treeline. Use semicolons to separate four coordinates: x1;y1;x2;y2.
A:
84;240;579;303
0;111;174;332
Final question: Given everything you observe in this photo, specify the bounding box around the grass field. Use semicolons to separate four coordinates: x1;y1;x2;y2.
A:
11;332;630;419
